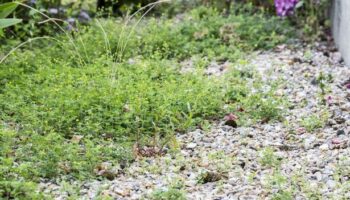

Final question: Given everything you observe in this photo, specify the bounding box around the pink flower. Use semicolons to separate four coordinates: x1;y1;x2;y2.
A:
274;0;299;16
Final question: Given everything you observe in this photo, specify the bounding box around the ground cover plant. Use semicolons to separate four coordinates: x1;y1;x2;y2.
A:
0;3;299;198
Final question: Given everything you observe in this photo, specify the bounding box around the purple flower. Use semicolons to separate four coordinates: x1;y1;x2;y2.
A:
274;0;299;17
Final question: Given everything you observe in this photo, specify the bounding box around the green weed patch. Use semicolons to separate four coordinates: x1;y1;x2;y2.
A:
0;6;292;197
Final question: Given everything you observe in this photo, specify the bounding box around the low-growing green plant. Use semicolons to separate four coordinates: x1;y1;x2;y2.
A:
0;6;294;195
290;171;323;199
259;147;282;168
272;190;293;200
225;75;286;125
293;0;331;41
74;6;293;62
207;150;234;173
300;111;328;132
0;181;45;199
149;187;186;200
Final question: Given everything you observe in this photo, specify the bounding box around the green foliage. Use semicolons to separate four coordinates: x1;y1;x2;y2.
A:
150;187;186;200
316;72;333;95
259;147;282;168
0;2;19;18
0;6;291;193
136;6;291;59
293;0;331;41
0;2;22;29
63;6;291;63
0;181;45;199
244;0;331;41
0;126;132;182
224;73;285;125
301;112;328;132
272;190;294;200
0;58;223;137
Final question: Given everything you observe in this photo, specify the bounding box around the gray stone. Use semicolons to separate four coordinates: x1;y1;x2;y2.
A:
326;180;337;189
186;143;197;149
319;144;329;151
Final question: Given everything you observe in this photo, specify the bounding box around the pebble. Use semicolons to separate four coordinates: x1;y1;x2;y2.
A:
186;143;198;149
326;180;337;189
337;129;346;136
319;144;329;151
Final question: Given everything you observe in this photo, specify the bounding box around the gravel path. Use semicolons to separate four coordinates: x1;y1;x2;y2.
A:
41;42;350;199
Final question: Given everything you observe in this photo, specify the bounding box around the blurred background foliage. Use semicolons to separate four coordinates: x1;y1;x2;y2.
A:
0;0;331;42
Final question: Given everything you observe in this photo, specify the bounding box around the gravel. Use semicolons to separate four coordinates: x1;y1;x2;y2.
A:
40;42;350;199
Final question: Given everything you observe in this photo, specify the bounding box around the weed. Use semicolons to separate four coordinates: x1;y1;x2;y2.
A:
0;181;45;199
259;147;282;168
0;5;294;193
197;170;224;184
300;111;328;132
149;187;186;200
207;150;234;173
317;72;327;95
272;190;294;200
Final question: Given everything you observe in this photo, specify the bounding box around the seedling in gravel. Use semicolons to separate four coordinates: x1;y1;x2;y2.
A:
259;147;282;169
264;171;293;198
315;72;333;105
247;171;257;183
334;156;350;184
300;111;329;132
149;187;186;200
207;150;235;173
197;170;225;184
304;50;313;61
166;177;186;190
291;172;323;199
199;119;212;132
60;181;82;199
272;190;293;200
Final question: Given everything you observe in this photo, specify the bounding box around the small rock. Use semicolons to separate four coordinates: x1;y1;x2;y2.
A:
304;136;316;149
314;171;323;181
346;83;350;89
319;144;329;151
331;138;342;145
48;8;58;15
331;52;343;64
337;130;346;136
311;78;318;85
186;143;197;149
328;119;337;126
114;188;130;197
78;10;91;24
326;180;337;189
